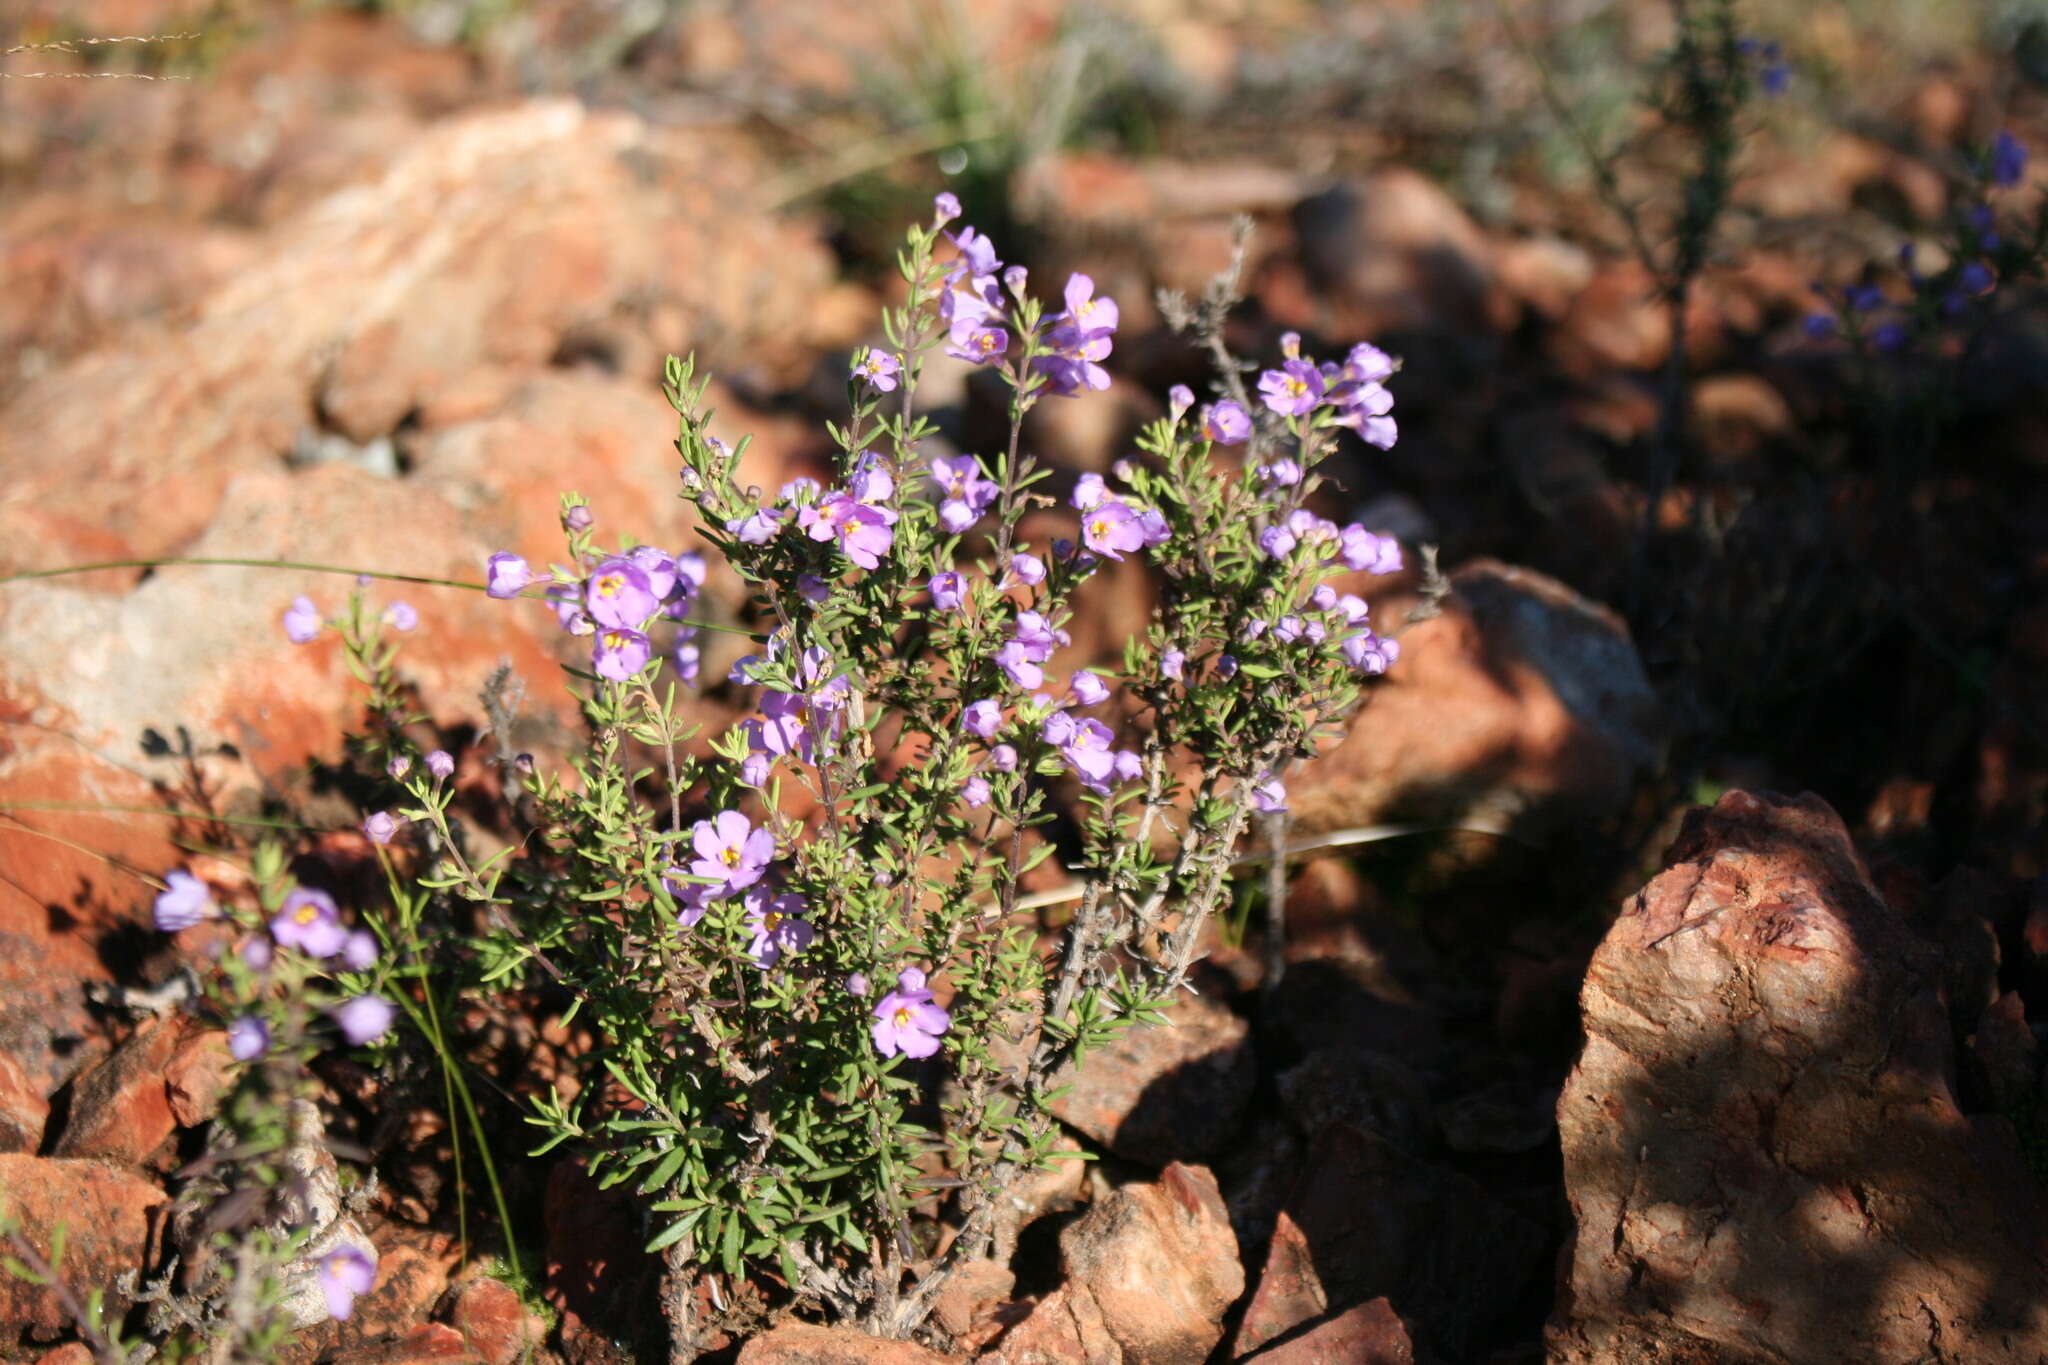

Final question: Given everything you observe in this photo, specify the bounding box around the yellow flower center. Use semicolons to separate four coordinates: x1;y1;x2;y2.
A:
1284;378;1307;398
893;1007;912;1027
721;846;741;867
1089;518;1109;537
294;906;318;925
762;912;783;933
603;631;627;648
596;574;623;598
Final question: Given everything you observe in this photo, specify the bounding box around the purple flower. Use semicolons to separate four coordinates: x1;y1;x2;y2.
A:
242;938;273;971
1112;749;1143;783
1258;460;1302;488
341;930;378;971
1258;359;1325;417
382;601;418;632
662;868;714;927
745;888;815;968
962;699;1003;739
1216;654;1239;680
426;750;454;780
1071;474;1106;511
1069;671;1110;705
333;994;395;1046
627;546;679;601
993;641;1039;689
1342;630;1400;675
1250;779;1288;813
800;493;896;570
949;225;1002;279
731;507;788;544
1992;130;2027;187
963;776;991;808
690;810;775;896
1871;321;1908;353
272;888;348;960
848;455;895;507
1167;385;1195;419
1008;553;1045;587
387;755;411;780
563;503;594;533
1845;284;1885;313
545;583;591;635
593;627;652;682
362;811;403;846
154;870;216;932
1259;525;1297;559
1338;525;1404;575
847;972;871;997
672;641;701;685
485;552;536;599
1202;401;1252;444
1160;648;1185;682
1802;313;1837;339
318;1246;378;1322
853;349;901;392
284;596;322;644
1958;261;1994;295
947;323;1010;366
871;967;950;1059
227;1016;269;1062
740;752;772;787
990;743;1018;772
1079;499;1147;560
930;455;1000;532
929;572;967;610
1056;273;1118;339
1058;717;1120;791
585;558;659;631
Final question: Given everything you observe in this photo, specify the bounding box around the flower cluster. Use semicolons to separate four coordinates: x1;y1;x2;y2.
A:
484;504;708;684
1258;334;1398;450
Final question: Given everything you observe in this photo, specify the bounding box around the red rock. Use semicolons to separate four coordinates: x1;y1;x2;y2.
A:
328;1323;481;1365
0;1048;49;1153
1552;790;2048;1364
976;1284;1120;1365
1288;561;1662;839
930;1259;1017;1348
1288;170;1503;337
736;1321;960;1364
1049;991;1253;1166
1969;992;2037;1111
1238;1123;1536;1361
543;1159;661;1356
0;1155;167;1334
164;1026;235;1130
1060;1163;1243;1365
1242;1296;1421;1364
31;1345;94;1365
445;1274;549;1365
52;1014;194;1163
1233;1212;1326;1357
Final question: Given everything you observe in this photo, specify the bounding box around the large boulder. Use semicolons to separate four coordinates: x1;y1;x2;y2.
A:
1552;790;2048;1364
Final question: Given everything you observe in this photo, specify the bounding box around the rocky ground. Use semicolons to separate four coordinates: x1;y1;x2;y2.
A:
2;1;2047;1362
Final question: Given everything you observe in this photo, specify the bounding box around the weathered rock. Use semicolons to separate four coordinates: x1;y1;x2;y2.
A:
1240;1295;1422;1364
0;1048;48;1153
445;1273;549;1365
1237;1123;1536;1361
1552;789;2048;1364
1969;991;2037;1111
0;1156;168;1336
1060;1163;1243;1365
989;1151;1088;1262
1289;560;1662;838
736;1321;960;1364
977;1284;1121;1365
1049;991;1254;1166
52;1014;201;1163
0;99;833;578
327;1323;481;1365
1274;1048;1433;1150
543;1159;661;1358
931;1259;1017;1349
1289;170;1503;337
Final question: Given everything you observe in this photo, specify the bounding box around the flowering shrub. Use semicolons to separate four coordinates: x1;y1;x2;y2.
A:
149;197;1411;1351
